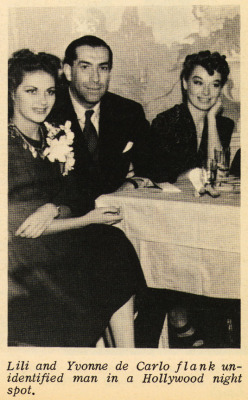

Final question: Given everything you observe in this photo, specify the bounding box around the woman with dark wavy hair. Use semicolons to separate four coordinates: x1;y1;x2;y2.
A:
136;51;235;348
149;50;234;184
8;49;145;347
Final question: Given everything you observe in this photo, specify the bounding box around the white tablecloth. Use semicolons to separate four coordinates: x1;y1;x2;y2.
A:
96;185;240;299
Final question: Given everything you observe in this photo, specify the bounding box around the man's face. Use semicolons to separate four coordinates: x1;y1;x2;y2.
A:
64;45;111;108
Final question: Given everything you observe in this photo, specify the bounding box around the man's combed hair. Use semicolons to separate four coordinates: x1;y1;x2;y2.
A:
63;35;113;69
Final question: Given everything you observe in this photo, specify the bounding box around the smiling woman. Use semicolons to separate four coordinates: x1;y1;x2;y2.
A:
136;50;235;349
146;50;234;184
183;66;222;112
12;71;56;131
8;49;145;347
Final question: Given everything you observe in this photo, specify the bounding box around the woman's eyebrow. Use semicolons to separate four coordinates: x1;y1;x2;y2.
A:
192;75;221;83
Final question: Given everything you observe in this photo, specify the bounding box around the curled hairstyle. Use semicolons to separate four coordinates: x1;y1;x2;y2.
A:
8;49;61;119
63;35;113;69
180;50;230;102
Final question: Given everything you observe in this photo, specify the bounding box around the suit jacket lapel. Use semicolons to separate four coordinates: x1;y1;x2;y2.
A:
99;93;112;142
65;91;94;154
98;93;125;156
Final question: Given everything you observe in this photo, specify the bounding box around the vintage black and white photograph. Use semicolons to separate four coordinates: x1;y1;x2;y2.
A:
7;4;240;353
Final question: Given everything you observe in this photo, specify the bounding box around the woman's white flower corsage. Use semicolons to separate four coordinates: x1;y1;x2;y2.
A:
43;121;75;176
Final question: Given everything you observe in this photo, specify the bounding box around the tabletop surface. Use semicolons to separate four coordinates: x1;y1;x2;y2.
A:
109;177;240;208
96;177;240;299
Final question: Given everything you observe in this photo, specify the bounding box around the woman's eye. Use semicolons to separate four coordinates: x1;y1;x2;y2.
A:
26;89;37;94
213;83;221;88
193;80;202;85
48;89;56;96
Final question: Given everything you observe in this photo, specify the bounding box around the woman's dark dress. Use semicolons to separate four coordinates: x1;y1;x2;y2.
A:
8;127;144;347
147;103;234;183
135;104;235;347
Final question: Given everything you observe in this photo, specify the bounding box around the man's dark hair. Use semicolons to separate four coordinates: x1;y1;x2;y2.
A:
180;50;230;102
63;35;113;69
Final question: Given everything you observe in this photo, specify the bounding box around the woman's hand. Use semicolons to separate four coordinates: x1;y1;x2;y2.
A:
208;97;223;121
85;207;123;225
15;203;59;238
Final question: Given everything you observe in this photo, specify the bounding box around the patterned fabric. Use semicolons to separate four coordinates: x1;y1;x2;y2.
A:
147;103;234;183
83;110;98;157
8;126;145;346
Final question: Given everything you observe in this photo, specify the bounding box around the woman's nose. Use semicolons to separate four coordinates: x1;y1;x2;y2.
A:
203;84;210;96
39;93;48;104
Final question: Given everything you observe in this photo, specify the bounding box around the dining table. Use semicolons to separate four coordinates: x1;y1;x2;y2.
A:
95;177;240;347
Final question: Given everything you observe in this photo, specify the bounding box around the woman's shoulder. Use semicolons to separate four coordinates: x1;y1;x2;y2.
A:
216;115;235;146
217;114;234;128
151;103;189;130
8;124;22;151
155;103;184;118
8;124;18;139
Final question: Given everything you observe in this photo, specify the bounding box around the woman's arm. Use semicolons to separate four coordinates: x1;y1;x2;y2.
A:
43;207;122;235
207;98;223;163
15;205;122;238
15;203;70;238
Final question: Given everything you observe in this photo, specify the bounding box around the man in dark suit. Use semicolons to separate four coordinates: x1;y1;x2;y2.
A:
48;35;150;205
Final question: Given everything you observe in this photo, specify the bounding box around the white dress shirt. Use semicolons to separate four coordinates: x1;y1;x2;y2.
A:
69;88;136;180
69;88;100;135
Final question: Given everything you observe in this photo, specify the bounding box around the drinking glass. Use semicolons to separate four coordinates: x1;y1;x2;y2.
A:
214;147;230;181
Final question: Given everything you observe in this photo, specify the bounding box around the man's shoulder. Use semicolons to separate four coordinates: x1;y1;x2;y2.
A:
102;92;144;112
54;85;71;108
47;86;74;123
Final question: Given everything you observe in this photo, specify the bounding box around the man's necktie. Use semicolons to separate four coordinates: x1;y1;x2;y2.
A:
82;110;98;155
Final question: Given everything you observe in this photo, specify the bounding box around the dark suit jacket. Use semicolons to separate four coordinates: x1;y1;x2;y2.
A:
48;88;150;206
147;103;234;183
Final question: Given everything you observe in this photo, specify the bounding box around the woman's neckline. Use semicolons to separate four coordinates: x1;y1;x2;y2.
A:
11;118;41;141
10;123;43;145
21;132;42;149
9;122;46;157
